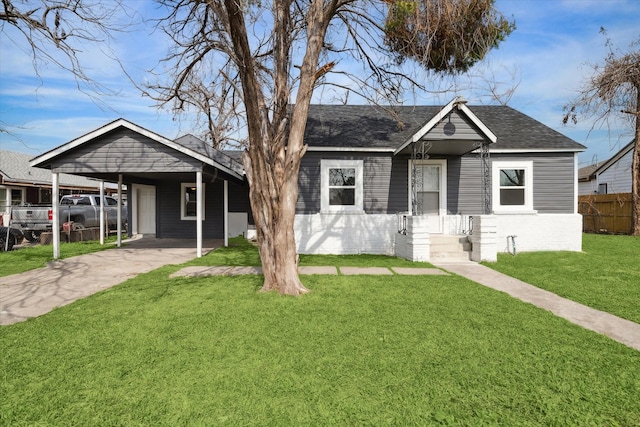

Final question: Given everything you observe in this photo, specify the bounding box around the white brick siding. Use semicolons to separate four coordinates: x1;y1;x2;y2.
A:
294;213;583;257
294;213;398;255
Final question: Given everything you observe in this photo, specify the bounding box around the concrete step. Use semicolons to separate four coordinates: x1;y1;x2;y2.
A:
430;234;471;261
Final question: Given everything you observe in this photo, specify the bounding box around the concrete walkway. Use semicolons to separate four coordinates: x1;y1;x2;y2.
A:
0;238;222;325
169;265;448;277
432;260;640;352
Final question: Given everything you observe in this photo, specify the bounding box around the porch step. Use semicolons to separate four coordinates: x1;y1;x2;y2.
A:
430;235;471;261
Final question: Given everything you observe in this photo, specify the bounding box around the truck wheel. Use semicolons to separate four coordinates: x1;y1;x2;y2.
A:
24;231;41;243
72;223;85;231
0;235;13;251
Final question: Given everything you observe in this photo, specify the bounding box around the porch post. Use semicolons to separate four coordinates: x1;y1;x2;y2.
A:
52;172;60;259
99;181;105;245
573;153;579;214
117;174;122;248
470;215;497;262
224;180;229;247
196;171;203;257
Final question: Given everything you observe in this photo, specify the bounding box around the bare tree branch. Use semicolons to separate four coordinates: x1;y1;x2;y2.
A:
564;29;640;235
146;0;515;294
1;0;132;93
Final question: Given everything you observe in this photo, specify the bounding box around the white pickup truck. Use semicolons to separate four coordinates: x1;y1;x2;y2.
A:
11;194;127;242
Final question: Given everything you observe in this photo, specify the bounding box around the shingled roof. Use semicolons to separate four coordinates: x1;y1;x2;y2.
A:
174;134;245;176
0;150;101;188
303;104;585;152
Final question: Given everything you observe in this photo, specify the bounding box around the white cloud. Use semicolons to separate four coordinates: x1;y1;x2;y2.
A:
1;0;639;165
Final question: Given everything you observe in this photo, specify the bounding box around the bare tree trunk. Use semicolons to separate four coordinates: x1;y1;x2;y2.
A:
255;171;309;295
228;0;336;295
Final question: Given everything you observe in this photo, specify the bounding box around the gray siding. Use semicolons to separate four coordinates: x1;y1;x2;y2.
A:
122;178;251;238
299;151;576;216
297;152;408;214
155;179;226;238
530;153;576;213
447;155;485;214
449;153;575;214
228;181;253;224
425;109;486;140
52;128;201;174
297;153;321;213
388;156;409;213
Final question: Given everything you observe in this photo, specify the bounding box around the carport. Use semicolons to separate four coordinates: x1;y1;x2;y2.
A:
30;119;247;259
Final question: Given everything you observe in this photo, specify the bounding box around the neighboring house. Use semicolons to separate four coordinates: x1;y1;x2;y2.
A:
0;150;105;226
30;97;585;261
578;141;634;195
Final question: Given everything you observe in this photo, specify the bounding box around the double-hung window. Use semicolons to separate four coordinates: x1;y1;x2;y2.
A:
321;160;363;212
181;183;205;220
492;161;534;212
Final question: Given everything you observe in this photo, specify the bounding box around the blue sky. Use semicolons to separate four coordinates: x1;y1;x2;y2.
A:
1;0;638;168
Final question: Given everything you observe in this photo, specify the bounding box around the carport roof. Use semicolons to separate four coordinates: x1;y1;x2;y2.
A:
30;118;245;182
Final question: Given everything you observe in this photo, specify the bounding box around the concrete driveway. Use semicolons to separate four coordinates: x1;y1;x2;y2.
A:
0;237;223;325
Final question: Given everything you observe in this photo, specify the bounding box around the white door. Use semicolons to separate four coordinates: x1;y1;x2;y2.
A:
132;184;156;236
411;160;447;233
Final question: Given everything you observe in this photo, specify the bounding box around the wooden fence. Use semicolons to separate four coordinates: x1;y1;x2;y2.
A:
578;193;633;234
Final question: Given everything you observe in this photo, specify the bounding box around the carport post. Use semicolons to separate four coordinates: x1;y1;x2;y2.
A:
99;181;105;245
117;174;122;247
52;172;60;259
224;180;228;247
196;171;203;257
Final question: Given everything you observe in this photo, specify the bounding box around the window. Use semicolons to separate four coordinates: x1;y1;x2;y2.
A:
321;160;363;212
11;189;23;206
181;183;205;220
492;161;534;212
597;183;607;195
39;188;52;204
0;188;7;213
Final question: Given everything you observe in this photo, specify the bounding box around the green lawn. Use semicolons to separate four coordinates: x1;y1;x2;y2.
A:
1;241;639;425
185;237;436;269
484;233;640;324
0;237;118;277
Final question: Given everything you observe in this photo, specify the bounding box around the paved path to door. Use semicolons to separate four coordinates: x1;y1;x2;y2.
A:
431;260;640;352
0;238;222;325
169;265;449;277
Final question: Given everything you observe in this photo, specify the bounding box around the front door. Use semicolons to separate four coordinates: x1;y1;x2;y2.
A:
132;184;156;236
411;160;447;233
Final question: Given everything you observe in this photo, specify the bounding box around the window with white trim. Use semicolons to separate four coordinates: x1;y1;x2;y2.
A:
321;160;364;212
492;161;534;212
181;183;205;220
